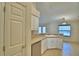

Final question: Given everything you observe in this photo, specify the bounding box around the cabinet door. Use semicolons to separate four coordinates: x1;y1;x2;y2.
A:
57;38;63;49
31;41;41;56
47;38;57;49
0;3;4;56
31;4;40;31
41;39;48;54
5;3;26;56
35;17;39;30
31;15;39;30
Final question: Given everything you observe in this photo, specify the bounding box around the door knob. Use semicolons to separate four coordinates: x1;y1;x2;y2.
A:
22;45;26;48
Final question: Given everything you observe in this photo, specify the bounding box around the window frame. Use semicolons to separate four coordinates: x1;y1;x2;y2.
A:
38;26;47;34
58;24;71;37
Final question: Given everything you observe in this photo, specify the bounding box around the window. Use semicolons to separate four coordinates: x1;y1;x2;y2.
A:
42;27;46;33
38;27;42;34
38;27;46;34
58;24;71;37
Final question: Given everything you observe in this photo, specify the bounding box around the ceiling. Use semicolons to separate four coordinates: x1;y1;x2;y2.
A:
35;2;79;25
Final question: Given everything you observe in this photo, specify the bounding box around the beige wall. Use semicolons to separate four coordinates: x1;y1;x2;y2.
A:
64;20;79;43
46;20;61;34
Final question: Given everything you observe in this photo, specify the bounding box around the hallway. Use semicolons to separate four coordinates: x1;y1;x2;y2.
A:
42;42;79;56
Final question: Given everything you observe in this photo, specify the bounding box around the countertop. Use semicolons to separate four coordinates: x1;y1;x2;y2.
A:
31;35;46;44
31;34;63;44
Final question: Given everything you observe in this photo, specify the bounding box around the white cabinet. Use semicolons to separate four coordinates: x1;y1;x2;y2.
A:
57;38;63;49
31;15;39;30
41;37;63;54
47;38;63;49
31;5;40;30
47;38;57;49
41;39;48;54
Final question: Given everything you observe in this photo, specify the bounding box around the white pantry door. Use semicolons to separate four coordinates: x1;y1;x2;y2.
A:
5;3;26;56
0;3;4;56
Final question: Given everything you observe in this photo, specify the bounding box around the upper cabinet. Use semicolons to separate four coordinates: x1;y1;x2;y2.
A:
31;4;40;30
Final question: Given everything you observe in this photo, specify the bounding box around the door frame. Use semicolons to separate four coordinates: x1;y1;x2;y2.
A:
0;2;5;56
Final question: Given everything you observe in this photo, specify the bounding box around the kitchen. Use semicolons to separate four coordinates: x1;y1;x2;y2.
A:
0;2;79;56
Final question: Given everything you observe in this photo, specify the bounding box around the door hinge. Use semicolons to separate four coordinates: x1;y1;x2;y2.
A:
3;46;5;52
4;6;6;12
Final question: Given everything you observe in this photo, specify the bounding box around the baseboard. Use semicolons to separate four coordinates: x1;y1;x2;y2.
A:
47;48;62;50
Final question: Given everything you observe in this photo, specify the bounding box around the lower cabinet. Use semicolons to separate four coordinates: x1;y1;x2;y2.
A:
47;38;57;49
31;41;41;56
57;39;63;49
47;38;63;49
31;37;63;56
41;39;48;54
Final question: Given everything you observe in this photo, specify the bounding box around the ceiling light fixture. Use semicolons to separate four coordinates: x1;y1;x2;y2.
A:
61;17;67;25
